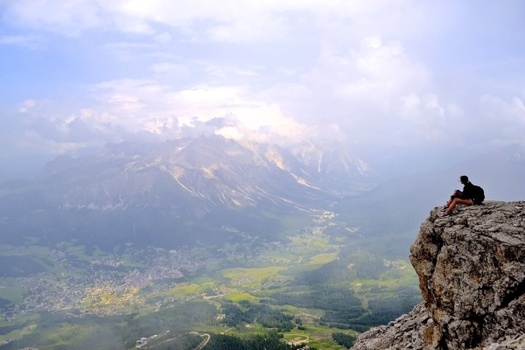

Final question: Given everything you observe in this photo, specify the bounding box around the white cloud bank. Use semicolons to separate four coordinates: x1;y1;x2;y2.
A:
1;0;524;163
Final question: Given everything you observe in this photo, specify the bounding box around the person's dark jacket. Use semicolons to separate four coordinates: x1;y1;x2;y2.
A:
462;182;476;199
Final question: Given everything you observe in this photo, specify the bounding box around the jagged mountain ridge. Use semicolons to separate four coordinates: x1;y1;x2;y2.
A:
38;135;378;211
0;135;378;249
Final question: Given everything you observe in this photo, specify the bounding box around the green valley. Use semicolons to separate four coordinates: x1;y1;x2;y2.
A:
0;210;421;349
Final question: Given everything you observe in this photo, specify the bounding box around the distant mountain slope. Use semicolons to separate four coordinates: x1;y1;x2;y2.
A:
0;135;378;249
2;138;522;254
37;135;378;210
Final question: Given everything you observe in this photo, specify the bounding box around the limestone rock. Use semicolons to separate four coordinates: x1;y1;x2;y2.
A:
352;201;525;350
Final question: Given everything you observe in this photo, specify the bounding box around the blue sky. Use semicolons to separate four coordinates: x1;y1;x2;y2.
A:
1;0;524;176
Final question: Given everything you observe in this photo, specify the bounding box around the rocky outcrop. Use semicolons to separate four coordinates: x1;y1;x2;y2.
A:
352;201;525;350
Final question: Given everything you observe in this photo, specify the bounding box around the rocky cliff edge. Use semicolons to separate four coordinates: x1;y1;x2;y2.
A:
352;201;525;350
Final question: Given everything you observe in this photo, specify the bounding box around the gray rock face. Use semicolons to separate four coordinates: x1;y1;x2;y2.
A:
352;201;525;350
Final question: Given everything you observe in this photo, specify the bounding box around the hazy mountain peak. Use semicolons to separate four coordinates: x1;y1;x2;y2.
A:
0;135;381;248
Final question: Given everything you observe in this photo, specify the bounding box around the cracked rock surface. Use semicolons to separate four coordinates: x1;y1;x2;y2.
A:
352;201;525;350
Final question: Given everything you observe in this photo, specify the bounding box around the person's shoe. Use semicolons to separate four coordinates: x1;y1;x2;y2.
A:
441;212;450;217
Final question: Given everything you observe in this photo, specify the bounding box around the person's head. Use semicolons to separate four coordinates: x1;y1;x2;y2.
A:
460;175;469;184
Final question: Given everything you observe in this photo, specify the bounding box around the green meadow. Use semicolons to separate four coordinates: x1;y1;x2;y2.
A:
0;212;421;349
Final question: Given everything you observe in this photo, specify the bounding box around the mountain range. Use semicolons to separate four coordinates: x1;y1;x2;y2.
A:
1;136;524;254
0;135;379;250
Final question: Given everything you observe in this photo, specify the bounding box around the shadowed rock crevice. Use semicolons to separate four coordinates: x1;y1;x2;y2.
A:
352;201;525;350
500;277;525;309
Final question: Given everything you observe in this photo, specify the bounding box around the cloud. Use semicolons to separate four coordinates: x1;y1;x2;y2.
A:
19;99;36;113
400;93;445;123
94;80;309;144
258;35;437;146
0;34;43;49
205;11;289;44
0;0;440;42
148;62;190;77
13;79;310;152
334;37;430;103
153;32;172;44
477;95;525;145
1;0;523;166
2;0;103;35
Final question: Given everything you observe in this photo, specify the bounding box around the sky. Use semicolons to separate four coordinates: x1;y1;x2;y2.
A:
0;0;524;178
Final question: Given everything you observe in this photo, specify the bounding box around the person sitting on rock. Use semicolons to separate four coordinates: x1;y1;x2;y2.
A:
443;175;484;216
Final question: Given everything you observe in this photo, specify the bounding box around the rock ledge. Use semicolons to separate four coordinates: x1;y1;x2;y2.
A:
352;201;525;350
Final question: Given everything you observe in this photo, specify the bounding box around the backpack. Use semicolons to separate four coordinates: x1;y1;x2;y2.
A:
473;185;485;204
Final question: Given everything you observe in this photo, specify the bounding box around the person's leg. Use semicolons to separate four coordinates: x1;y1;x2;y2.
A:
446;191;463;208
446;194;455;208
444;198;473;215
